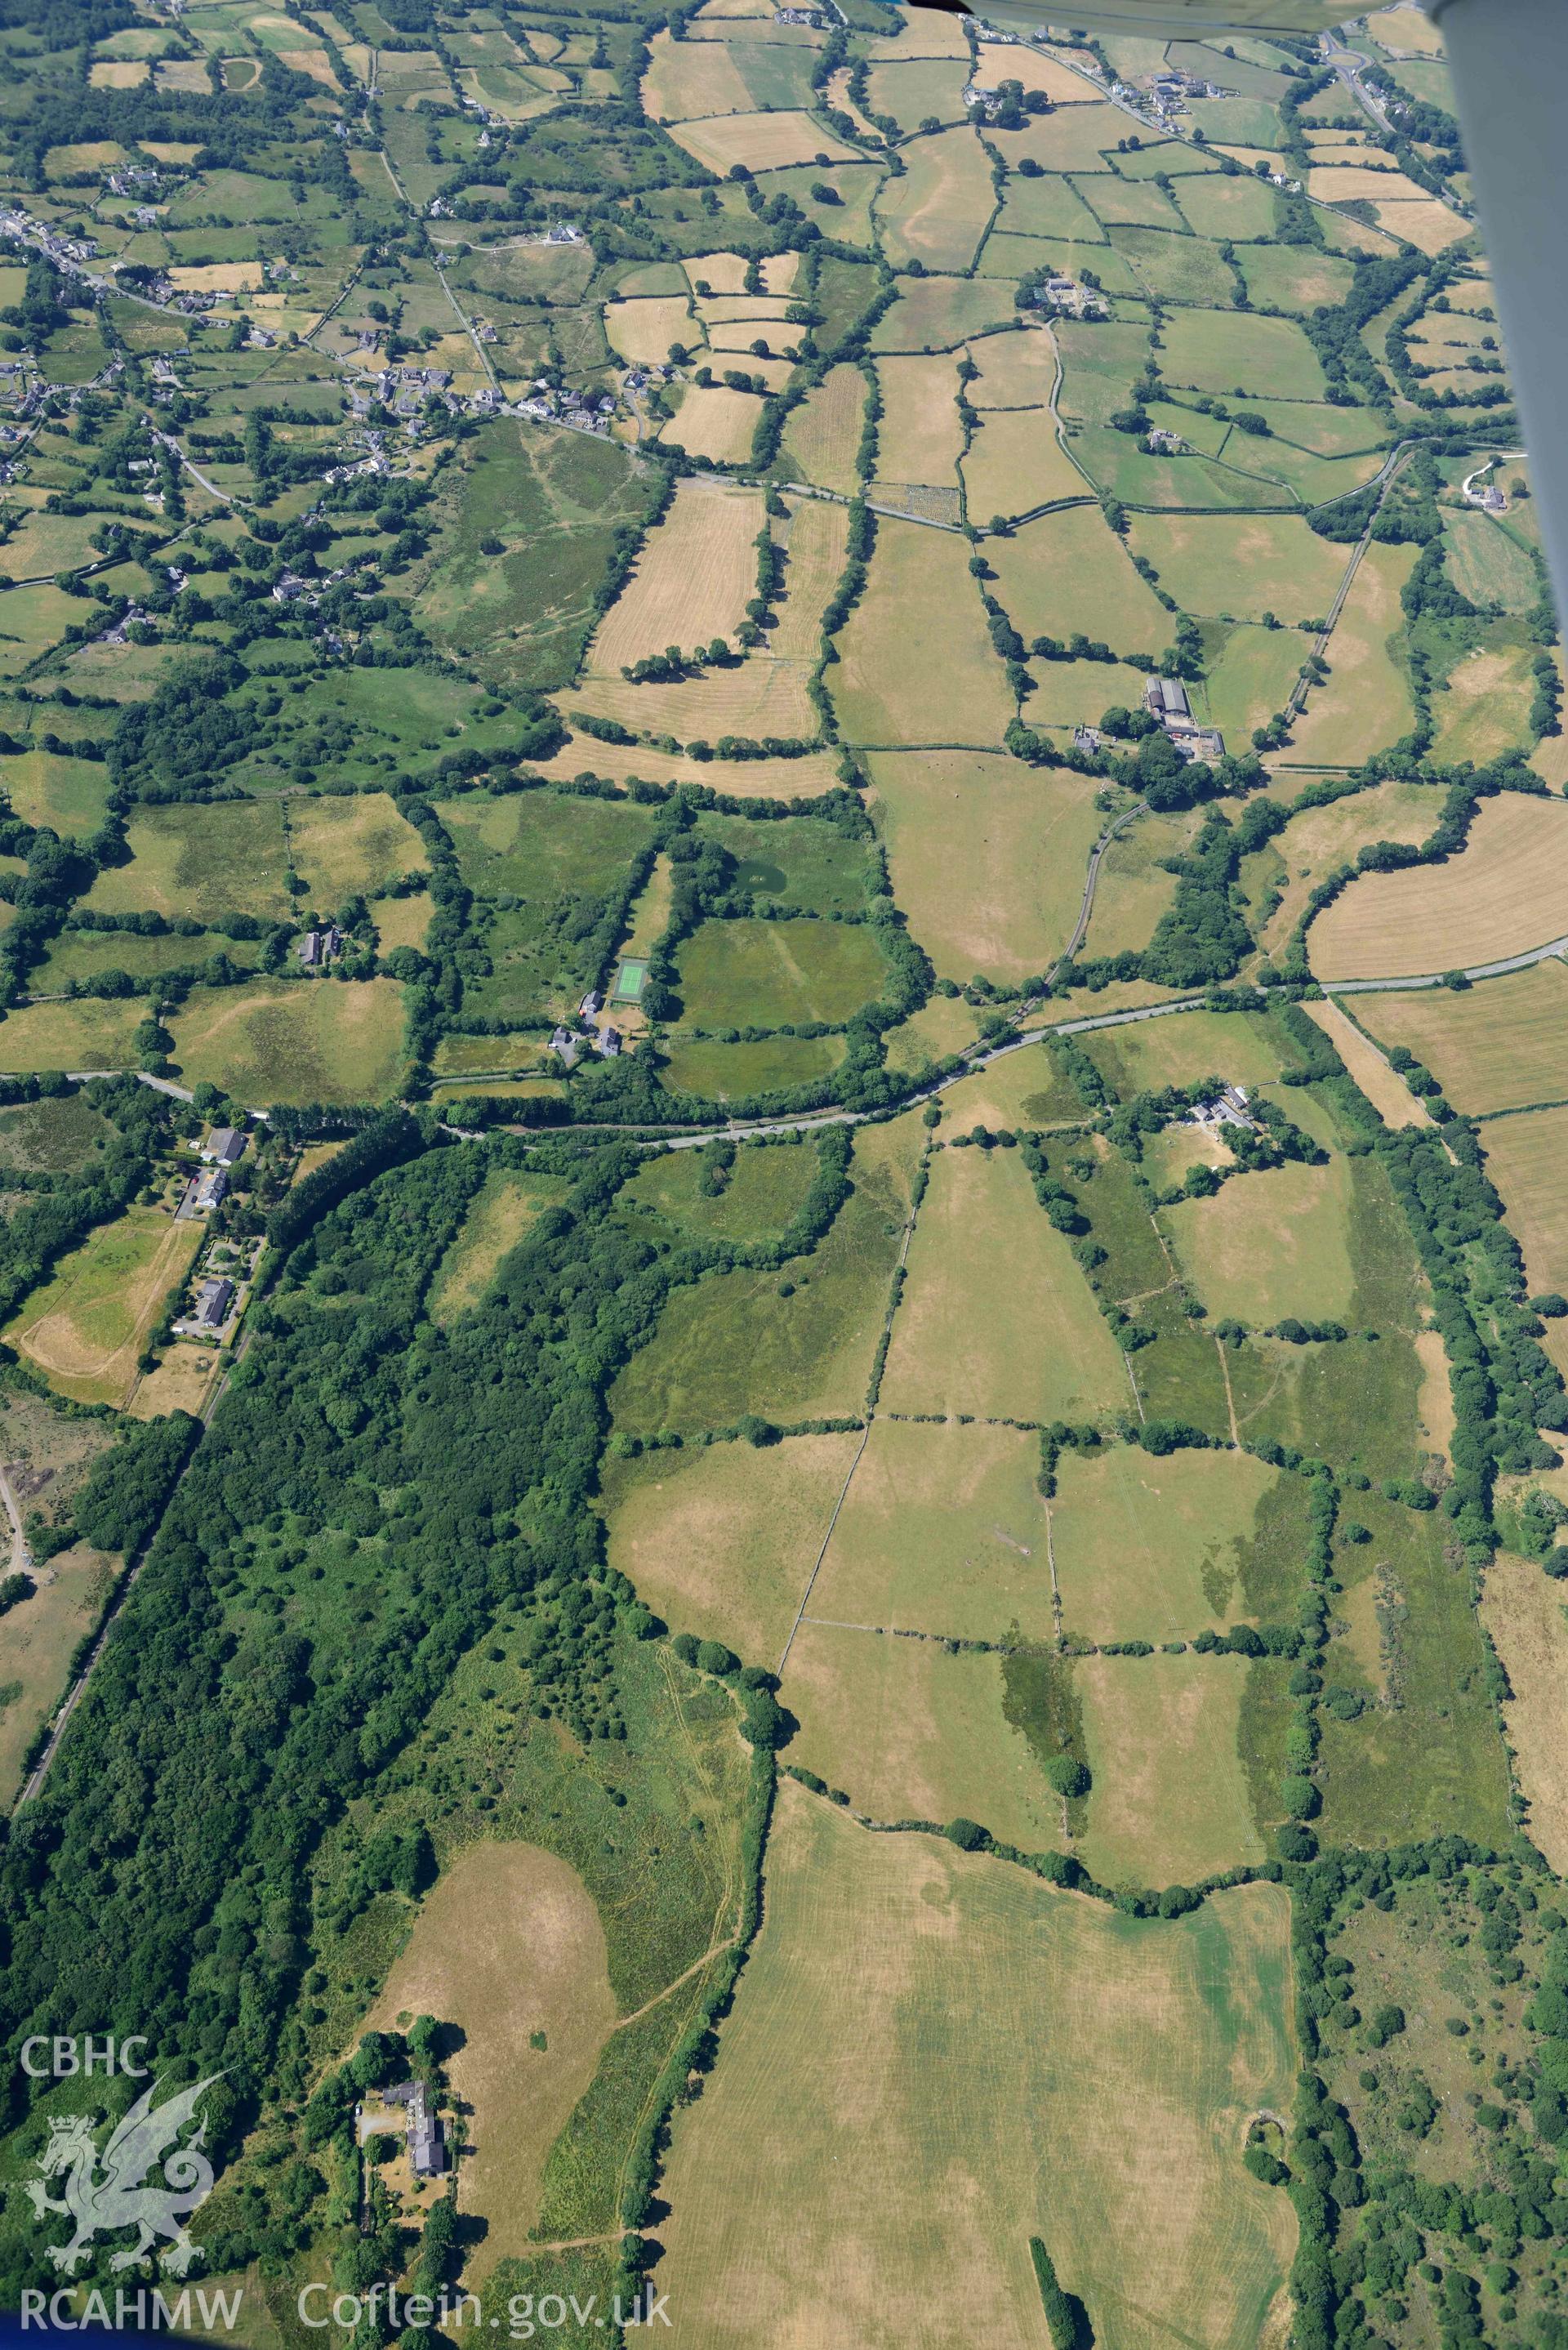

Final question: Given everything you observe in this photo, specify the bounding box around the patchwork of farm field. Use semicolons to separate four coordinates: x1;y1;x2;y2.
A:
0;1;1555;2341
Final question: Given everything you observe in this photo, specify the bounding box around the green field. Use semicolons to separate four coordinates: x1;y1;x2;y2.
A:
609;1118;915;1433
437;788;656;899
1160;307;1330;402
169;979;406;1106
0;997;147;1072
656;1784;1298;2348
673;916;889;1028
418;421;661;691
1049;1444;1303;1644
1127;511;1350;625
617;1139;822;1246
85;802;293;925
0;1091;113;1175
991;504;1172;657
660;1033;847;1099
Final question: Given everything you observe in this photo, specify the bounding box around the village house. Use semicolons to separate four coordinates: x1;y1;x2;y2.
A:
299;925;344;970
200;1126;246;1167
550;1026;580;1068
188;1275;234;1331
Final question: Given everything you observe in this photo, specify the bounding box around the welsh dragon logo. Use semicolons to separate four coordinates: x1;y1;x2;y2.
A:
25;2074;224;2276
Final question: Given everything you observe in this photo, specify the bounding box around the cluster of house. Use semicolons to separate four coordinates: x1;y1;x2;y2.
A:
519;381;618;434
1143;65;1225;120
550;989;624;1066
1188;1084;1258;1134
774;7;828;24
185;1124;246;1219
1143;673;1225;761
0;207;97;275
1031;275;1107;321
105;164;167;201
1147;425;1185;453
299;923;346;968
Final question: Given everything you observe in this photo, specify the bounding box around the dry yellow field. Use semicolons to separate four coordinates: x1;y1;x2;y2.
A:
874;123;996;274
682;248;752;295
90;59;148;87
991;47;1102;102
1076;1652;1266;1887
599;1430;859;1661
1306;163;1425;205
1352;958;1568;1115
5;1207;203;1408
781;1623;1063;1848
287;792;430;903
866;11;969;57
831;517;1015;746
363;1842;617;2281
966;323;1058;408
1474;1104;1568;1297
372;892;433;953
658;381;764;465
1161;1148;1356;1326
1254;775;1436;957
0;1542;114;1807
1301;999;1430;1128
768;493;850;658
879;1142;1129;1421
654;1783;1297;2350
667;109;857;172
641;25;751;117
1481;1554;1568;1875
127;1340;222;1422
587;479;764;672
1368;1;1445;50
874;352;964;489
1365;199;1473;253
867;747;1104;983
1430;642;1538;765
964;406;1089;523
604;293;697;367
573;491;840;742
1308;793;1568;979
808;1417;1056;1642
1286;542;1418;769
528;727;843;800
780;363;866;494
167;261;263;293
